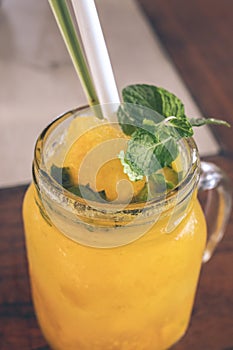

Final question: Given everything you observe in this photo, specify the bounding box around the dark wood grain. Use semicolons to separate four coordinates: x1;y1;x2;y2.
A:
138;0;233;153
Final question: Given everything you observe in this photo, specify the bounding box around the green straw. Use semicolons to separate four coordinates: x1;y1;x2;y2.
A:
48;0;99;106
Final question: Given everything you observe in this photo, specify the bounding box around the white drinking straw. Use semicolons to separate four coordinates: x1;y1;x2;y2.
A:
71;0;120;107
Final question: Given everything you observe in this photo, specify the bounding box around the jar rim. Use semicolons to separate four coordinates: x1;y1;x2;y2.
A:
33;105;200;220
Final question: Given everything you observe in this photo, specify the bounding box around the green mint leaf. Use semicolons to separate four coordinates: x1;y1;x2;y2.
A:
118;150;144;181
50;165;73;188
117;103;164;136
152;136;179;168
167;117;193;138
68;184;106;202
117;105;136;136
118;84;187;136
118;84;194;139
124;128;179;177
122;84;186;119
51;165;107;203
189;117;231;128
124;129;159;176
147;173;167;197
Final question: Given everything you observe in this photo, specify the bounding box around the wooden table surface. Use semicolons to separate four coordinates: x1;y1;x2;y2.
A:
1;0;233;349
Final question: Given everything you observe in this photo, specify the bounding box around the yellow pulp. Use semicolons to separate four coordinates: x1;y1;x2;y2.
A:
23;122;207;350
63;123;145;201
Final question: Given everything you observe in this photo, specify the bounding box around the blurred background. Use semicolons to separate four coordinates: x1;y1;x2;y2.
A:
0;0;229;187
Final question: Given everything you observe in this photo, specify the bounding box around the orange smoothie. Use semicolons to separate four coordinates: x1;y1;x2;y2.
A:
23;111;207;350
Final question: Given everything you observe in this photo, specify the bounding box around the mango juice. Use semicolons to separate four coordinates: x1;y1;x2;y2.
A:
23;110;207;350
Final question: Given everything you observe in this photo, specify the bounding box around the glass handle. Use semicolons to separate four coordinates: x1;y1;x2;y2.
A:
198;161;232;263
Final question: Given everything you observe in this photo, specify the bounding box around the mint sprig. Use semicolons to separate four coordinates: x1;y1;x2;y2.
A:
118;84;230;180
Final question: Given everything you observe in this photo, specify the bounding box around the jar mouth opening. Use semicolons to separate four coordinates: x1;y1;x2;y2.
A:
33;105;200;216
